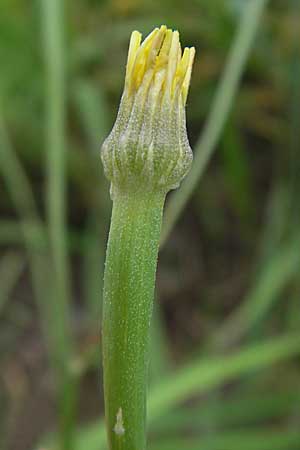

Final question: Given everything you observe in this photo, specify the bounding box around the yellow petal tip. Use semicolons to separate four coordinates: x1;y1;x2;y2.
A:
124;26;195;103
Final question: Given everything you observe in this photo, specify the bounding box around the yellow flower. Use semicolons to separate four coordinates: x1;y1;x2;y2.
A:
101;26;195;197
125;26;195;104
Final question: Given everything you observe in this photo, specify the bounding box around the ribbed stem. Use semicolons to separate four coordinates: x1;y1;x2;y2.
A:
102;190;166;450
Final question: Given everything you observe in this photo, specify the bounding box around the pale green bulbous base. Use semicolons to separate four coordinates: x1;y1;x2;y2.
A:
101;90;193;197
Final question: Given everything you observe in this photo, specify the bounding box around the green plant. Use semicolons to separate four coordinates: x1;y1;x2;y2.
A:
101;26;195;450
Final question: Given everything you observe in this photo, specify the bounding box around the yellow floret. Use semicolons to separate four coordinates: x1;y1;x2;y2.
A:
124;25;195;104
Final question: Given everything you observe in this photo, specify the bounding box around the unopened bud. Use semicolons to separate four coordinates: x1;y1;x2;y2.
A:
101;25;195;197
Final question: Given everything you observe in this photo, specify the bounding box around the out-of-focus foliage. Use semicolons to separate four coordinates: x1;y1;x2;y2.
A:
0;1;300;450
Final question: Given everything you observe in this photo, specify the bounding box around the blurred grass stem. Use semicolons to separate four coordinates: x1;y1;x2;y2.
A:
41;0;71;350
41;0;75;448
66;332;300;450
161;0;269;243
0;112;51;344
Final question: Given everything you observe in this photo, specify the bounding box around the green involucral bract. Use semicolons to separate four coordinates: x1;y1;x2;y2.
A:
101;88;192;197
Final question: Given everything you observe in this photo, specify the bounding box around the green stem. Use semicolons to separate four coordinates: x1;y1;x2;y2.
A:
41;1;76;448
102;190;166;450
41;0;71;345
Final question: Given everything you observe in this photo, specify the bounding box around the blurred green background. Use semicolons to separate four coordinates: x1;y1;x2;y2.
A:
1;0;300;449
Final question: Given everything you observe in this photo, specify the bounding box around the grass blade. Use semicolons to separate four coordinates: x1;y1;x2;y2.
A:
40;1;76;448
44;333;300;450
0;251;25;316
161;0;270;244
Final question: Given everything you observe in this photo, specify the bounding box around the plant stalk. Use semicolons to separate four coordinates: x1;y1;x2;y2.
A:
102;189;165;450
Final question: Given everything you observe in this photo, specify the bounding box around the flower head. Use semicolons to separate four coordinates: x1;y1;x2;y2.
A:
101;25;195;196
